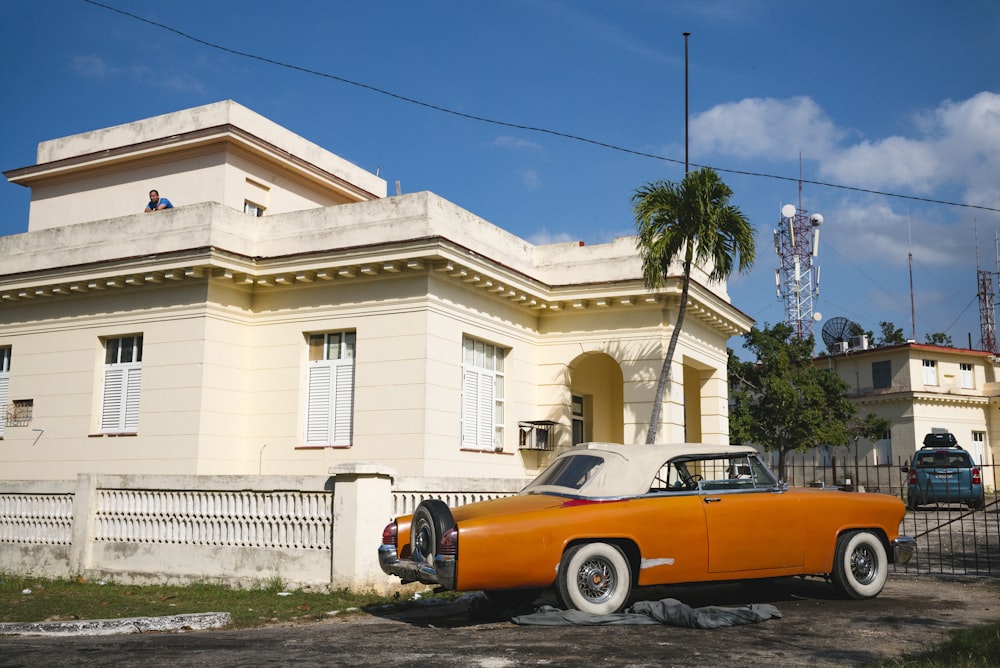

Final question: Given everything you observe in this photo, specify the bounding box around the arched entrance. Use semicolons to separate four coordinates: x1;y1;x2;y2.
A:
569;352;624;445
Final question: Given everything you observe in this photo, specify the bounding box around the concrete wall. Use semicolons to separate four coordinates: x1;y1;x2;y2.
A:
0;470;524;591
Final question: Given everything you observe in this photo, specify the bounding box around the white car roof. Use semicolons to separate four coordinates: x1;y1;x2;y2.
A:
524;442;760;498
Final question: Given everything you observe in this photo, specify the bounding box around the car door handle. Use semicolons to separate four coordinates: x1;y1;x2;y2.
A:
703;497;722;503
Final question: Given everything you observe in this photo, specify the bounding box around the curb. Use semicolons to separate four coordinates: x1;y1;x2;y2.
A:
0;612;232;636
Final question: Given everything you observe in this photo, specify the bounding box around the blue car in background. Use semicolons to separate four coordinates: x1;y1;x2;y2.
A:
905;433;985;510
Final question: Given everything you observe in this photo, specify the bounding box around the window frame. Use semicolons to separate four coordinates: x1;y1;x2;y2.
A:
872;360;891;389
0;346;10;438
960;363;974;389
100;335;143;434
304;331;356;447
922;359;937;386
461;336;505;452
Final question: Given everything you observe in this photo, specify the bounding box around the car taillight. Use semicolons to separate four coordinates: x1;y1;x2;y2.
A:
908;468;917;485
438;527;458;558
972;467;981;485
381;521;397;547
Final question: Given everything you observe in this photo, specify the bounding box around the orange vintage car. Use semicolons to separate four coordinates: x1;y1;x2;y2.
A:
378;443;916;614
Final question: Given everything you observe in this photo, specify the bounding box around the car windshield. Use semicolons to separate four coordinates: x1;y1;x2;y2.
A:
915;451;971;468
522;454;605;492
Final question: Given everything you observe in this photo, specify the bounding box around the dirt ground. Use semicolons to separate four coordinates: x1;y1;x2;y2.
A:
2;574;998;667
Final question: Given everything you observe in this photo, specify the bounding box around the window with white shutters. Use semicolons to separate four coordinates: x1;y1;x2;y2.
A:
922;359;937;386
0;347;10;438
461;336;505;451
304;332;355;446
101;335;142;434
960;363;974;389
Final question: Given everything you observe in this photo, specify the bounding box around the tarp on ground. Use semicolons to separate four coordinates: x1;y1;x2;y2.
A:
512;598;781;627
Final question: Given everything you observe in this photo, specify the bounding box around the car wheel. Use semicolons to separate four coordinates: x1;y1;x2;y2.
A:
906;497;921;511
831;530;888;600
970;498;985;511
556;542;631;615
410;499;454;566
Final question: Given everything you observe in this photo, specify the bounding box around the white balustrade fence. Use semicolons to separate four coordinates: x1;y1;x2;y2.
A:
95;489;332;549
0;493;73;545
0;471;526;590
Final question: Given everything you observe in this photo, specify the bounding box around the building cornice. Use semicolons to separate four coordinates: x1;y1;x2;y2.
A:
0;236;751;337
850;391;989;408
4;124;382;203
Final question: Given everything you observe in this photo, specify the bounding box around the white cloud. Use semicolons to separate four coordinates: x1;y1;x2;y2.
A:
519;169;541;191
526;228;577;245
70;54;205;95
492;135;543;152
690;96;842;161
825;198;965;270
72;55;110;78
693;92;1000;208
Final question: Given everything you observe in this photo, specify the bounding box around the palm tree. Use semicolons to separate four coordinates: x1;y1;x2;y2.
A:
633;167;756;444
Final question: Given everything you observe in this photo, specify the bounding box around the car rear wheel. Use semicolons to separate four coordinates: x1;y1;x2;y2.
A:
410;499;454;567
556;542;631;615
831;530;888;600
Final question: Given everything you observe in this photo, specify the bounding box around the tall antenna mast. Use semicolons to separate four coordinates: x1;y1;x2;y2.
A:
908;221;916;342
976;222;998;353
774;158;823;338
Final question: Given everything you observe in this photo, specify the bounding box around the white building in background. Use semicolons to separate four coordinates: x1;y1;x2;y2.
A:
0;100;752;482
816;342;997;488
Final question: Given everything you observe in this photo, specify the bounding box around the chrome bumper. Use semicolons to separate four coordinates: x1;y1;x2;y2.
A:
378;544;456;589
892;536;916;565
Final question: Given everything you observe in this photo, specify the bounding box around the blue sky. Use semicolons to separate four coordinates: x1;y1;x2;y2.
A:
2;1;998;354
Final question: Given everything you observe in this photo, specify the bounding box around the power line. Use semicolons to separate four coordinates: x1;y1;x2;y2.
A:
83;0;1000;216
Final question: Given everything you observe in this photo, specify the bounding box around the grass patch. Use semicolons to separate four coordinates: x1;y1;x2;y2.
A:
867;621;1000;667
0;573;416;629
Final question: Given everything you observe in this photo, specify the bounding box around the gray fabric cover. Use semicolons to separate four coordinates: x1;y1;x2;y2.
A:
512;598;782;627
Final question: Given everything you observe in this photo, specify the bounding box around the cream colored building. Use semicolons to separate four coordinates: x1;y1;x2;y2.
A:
820;342;997;485
0;100;752;482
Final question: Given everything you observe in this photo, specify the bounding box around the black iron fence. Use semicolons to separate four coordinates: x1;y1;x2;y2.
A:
780;455;1000;576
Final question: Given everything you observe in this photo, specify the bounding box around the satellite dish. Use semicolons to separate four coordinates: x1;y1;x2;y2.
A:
810;213;824;226
813;311;823;322
821;316;856;350
781;204;796;219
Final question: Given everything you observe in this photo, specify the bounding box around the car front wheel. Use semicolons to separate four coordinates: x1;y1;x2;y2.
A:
831;530;888;600
556;542;631;615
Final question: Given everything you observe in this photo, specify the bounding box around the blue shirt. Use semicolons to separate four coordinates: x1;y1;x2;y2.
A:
146;197;173;211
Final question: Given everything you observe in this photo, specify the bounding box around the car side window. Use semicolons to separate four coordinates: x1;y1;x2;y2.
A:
647;454;779;495
699;455;773;491
648;460;699;492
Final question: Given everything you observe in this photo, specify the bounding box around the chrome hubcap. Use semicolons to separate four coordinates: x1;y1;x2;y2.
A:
577;557;615;602
851;544;877;584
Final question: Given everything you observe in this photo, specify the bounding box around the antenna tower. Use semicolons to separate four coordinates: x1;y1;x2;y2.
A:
976;226;999;353
774;161;824;338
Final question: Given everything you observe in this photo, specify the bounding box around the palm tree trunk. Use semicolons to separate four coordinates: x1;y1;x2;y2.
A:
645;257;693;444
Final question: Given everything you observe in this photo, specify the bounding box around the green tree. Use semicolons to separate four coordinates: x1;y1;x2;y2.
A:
847;412;892;483
924;332;953;347
633;167;756;444
878;321;906;346
729;323;855;480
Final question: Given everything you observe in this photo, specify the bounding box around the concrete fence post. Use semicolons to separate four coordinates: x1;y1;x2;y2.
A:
328;463;396;590
68;473;97;575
